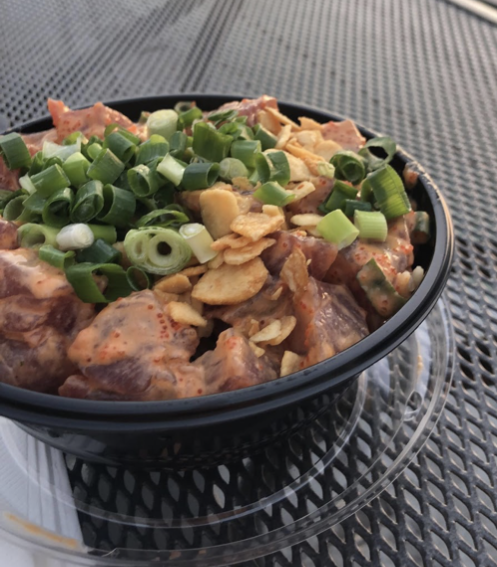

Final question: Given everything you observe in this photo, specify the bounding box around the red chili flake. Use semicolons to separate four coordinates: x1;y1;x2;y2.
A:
197;389;203;395
113;331;121;338
147;304;154;310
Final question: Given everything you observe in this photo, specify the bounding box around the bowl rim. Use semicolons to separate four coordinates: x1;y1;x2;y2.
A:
0;94;454;426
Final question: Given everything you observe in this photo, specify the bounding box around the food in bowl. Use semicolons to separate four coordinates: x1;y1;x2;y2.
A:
0;95;429;401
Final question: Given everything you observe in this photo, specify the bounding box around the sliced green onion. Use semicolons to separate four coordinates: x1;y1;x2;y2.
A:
411;211;430;244
114;169;132;192
104;131;137;164
320;180;358;213
136;207;190;229
174;101;195;114
104;124;140;145
231;140;261;168
135;135;169;165
180;108;203;129
255;152;271;183
42;139;81;162
19;174;37;195
354;210;388;241
182;162;220;191
343;199;372;217
207;108;238;125
156;153;186;186
253;181;295;207
29;152;45;176
43;156;65;171
56;223;94;250
267;151;291;186
147;109;178;141
17;223;59;248
358;136;396;171
0;189;22;209
356;258;406;318
179;223;217;263
96;184;136;227
0;133;31;170
31;164;71;198
360;177;375;204
253;124;277;150
39;245;75;270
316;209;359;250
138;111;150;125
219;157;248;181
316;161;336;179
88;224;117;244
3;195;27;221
86;142;103;161
87;148;125;185
124;227;192;275
62;131;85;146
62;152;90;188
218;122;240;137
153;183;176;208
128;164;162;198
71;180;104;223
65;262;132;303
248;168;260;185
23;192;46;215
330;151;366;185
192;122;233;163
42;188;73;228
169;131;189;160
367;165;411;219
219;122;253;141
126;266;151;291
76;238;121;264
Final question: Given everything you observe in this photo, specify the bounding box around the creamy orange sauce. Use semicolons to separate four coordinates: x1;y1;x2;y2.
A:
3;249;72;299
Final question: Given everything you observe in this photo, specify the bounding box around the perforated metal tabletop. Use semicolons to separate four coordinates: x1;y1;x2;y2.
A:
1;0;497;565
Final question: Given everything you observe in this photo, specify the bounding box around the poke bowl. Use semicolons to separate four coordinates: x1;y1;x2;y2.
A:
0;95;454;468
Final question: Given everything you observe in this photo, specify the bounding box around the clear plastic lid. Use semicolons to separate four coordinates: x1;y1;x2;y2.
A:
0;298;454;567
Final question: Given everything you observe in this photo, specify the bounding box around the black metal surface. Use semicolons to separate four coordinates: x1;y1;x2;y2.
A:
1;0;497;564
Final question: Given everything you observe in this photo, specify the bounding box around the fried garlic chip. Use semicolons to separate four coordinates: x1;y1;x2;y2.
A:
178;265;208;277
250;320;281;343
154;273;192;294
280;351;305;377
223;238;276;266
290;213;323;227
199;188;240;240
191;257;268;305
167;301;207;327
230;211;284;242
280;247;309;293
265;316;297;346
211;233;253;251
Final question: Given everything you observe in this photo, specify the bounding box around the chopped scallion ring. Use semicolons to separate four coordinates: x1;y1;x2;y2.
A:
147;109;178;141
0;133;31;170
253;181;295;207
316;209;360;250
39;245;76;270
56;223;95;251
179;223;218;263
17;223;59;249
354;210;388;241
330;151;366;185
124;226;192;275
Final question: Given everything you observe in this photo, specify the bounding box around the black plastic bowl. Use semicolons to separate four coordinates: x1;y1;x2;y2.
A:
0;95;454;468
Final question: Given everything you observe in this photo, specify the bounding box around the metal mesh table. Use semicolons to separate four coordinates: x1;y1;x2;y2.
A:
1;0;497;564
